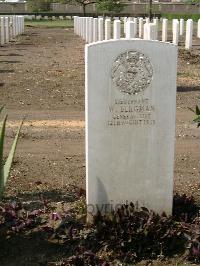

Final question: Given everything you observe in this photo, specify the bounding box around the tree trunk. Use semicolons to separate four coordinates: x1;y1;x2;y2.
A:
83;4;86;16
149;0;153;21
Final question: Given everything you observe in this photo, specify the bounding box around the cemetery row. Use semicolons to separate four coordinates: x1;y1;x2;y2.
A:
0;15;25;46
74;16;200;50
25;15;71;21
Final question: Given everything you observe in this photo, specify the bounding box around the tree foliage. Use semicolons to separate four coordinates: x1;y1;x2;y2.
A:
97;0;125;15
26;0;54;12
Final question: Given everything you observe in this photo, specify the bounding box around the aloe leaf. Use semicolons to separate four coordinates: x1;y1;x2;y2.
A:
0;115;7;168
195;105;200;115
0;115;7;197
3;120;23;188
0;106;5;115
193;116;200;123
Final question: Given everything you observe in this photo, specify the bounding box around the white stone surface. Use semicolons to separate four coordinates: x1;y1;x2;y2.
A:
93;18;98;42
126;21;136;39
1;17;5;46
185;19;193;49
86;17;90;43
98;18;104;41
12;15;16;37
74;16;77;34
144;23;156;40
162;18;168;42
172;19;179;45
153;17;158;40
5;17;9;43
113;20;121;40
180;18;184;36
105;18;111;40
139;17;143;38
133;18;137;36
85;39;177;217
81;17;84;39
89;17;93;43
9;17;13;39
197;19;200;38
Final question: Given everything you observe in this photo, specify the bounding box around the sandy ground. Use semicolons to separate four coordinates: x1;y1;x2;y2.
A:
0;26;199;201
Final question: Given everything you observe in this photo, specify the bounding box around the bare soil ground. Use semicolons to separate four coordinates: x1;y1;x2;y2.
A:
0;26;199;265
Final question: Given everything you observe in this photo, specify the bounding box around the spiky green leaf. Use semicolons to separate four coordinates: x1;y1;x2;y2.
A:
195;105;200;115
0;106;5;115
3;120;23;188
0;115;7;167
193;116;200;123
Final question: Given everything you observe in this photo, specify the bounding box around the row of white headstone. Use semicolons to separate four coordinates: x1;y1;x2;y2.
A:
25;15;71;21
74;16;200;50
0;15;25;46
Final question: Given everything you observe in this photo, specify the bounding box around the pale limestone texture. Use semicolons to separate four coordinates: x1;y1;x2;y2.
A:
85;39;177;217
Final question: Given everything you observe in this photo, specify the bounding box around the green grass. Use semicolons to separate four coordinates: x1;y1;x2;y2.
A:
161;13;200;22
25;19;74;28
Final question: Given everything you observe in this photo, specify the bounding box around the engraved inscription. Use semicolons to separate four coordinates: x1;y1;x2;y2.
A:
111;51;153;95
107;98;155;126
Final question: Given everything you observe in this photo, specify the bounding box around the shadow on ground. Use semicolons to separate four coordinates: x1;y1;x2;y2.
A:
177;85;200;92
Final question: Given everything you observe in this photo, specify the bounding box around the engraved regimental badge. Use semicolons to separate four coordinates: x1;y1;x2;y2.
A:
111;50;153;95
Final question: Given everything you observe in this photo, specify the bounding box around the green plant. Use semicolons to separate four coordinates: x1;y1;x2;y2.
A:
97;0;125;16
189;102;200;127
161;13;200;22
0;107;23;198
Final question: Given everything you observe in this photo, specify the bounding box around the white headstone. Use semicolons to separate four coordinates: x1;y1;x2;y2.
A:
98;18;104;41
105;18;111;40
139;17;143;38
162;18;168;42
144;23;156;40
12;16;16;37
86;17;90;43
93;18;98;42
9;17;13;39
113;20;121;40
180;18;184;36
80;17;84;38
126;21;136;39
185;19;193;49
197;19;200;38
74;16;77;34
1;17;5;46
153;17;158;40
89;17;93;43
133;17;137;36
85;39;177;218
172;19;179;45
5;17;9;43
